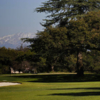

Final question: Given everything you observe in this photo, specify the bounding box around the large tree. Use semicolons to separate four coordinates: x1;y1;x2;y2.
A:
35;0;100;76
23;11;100;76
23;0;100;76
36;0;100;27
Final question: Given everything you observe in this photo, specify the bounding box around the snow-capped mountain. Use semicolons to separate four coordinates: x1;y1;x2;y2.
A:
0;33;36;49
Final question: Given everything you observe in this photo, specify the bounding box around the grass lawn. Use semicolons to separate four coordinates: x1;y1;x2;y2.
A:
0;73;100;100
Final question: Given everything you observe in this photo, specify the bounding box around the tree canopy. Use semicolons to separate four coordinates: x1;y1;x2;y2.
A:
23;11;100;75
36;0;100;27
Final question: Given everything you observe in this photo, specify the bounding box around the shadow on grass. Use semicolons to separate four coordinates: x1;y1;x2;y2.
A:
50;87;100;90
49;92;100;96
45;87;100;96
10;74;100;83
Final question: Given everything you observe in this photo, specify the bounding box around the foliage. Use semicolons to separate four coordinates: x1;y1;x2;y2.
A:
22;11;100;75
36;0;100;27
23;27;69;72
35;0;100;75
0;47;17;74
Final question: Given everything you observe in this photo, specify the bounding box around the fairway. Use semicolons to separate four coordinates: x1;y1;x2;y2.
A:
0;73;100;100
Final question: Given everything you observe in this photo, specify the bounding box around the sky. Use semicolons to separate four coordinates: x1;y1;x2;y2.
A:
0;0;47;37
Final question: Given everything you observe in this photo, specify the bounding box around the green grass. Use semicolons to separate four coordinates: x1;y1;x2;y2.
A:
0;73;100;100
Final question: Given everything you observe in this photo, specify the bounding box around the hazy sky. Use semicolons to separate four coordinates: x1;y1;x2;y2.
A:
0;0;47;37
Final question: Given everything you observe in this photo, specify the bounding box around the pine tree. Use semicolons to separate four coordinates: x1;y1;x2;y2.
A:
35;0;100;76
23;1;100;75
24;11;100;75
36;0;100;27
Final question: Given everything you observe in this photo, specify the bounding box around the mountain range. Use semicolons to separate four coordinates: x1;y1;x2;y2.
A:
0;33;36;49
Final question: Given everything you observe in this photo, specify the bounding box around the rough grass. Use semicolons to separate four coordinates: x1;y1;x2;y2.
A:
0;73;100;100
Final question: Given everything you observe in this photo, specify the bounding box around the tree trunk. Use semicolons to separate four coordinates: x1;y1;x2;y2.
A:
76;50;84;76
34;67;37;74
51;65;54;72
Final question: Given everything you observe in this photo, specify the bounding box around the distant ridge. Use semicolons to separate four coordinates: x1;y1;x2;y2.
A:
0;33;36;49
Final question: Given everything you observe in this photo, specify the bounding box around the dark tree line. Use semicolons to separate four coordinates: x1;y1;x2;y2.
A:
0;46;47;74
1;44;100;74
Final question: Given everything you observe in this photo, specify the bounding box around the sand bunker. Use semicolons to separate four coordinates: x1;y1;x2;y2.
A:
0;82;20;87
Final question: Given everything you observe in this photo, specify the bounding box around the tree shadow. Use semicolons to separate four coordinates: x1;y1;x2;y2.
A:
49;92;100;96
48;87;100;96
50;87;100;90
10;74;100;83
